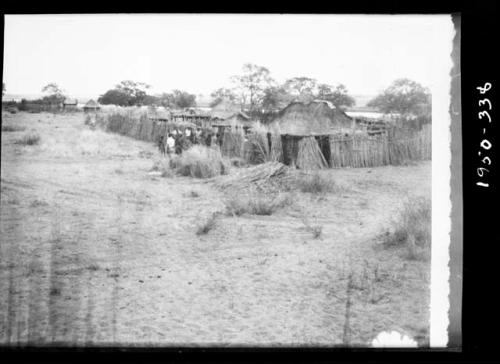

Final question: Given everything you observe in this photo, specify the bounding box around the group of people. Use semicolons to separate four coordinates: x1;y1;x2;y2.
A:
157;127;223;156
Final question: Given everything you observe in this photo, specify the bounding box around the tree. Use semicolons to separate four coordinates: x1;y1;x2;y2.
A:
41;83;66;104
98;89;132;106
316;83;355;109
367;78;431;117
231;63;275;112
171;90;196;109
116;80;151;106
261;85;293;111
98;80;152;106
283;77;318;102
209;87;237;107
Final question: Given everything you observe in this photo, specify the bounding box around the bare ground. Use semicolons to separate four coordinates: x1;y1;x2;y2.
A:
0;112;431;346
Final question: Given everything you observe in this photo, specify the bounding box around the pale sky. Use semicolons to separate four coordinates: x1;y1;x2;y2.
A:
3;14;453;99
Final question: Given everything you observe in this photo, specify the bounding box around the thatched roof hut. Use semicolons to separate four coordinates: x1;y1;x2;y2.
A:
63;98;78;111
84;99;100;112
269;100;353;136
267;101;354;169
210;99;243;120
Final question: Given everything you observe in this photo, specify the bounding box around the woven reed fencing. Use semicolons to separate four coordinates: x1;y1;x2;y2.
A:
329;124;431;168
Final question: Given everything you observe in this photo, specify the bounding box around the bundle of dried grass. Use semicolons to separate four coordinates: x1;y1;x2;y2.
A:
296;137;328;170
246;132;270;164
214;161;288;191
221;131;245;158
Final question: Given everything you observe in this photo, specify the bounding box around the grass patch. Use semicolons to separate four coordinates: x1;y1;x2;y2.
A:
2;124;25;132
14;132;41;146
225;191;292;216
30;199;49;208
196;212;218;235
383;197;431;260
292;172;338;194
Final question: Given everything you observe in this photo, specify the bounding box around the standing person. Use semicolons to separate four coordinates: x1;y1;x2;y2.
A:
158;135;166;156
175;133;183;155
166;134;175;155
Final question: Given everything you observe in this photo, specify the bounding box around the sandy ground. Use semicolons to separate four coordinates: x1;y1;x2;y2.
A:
0;111;431;347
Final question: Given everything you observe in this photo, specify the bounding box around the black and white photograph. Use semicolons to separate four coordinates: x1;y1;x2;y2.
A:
0;13;460;349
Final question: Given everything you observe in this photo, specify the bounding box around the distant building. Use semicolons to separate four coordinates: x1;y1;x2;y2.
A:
210;99;253;133
63;98;78;111
83;99;100;113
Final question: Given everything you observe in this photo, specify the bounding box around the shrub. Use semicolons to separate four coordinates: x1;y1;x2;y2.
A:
14;132;41;146
225;191;292;216
2;124;25;132
383;197;431;260
169;145;230;178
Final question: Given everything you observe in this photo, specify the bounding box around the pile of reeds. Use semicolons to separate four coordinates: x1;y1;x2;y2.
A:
215;161;288;191
245;132;283;164
296;137;328;170
245;132;270;164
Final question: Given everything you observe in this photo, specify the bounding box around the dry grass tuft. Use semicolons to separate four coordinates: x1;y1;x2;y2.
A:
383;197;431;260
166;145;230;179
196;212;219;235
292;172;339;194
14;132;41;146
225;191;292;216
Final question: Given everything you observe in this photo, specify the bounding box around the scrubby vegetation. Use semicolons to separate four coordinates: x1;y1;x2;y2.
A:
290;172;340;194
2;124;25;132
196;213;219;235
162;146;230;179
14;132;41;146
225;191;292;216
383;197;431;260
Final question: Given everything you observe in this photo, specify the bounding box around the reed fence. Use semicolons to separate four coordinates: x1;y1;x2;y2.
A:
329;124;431;168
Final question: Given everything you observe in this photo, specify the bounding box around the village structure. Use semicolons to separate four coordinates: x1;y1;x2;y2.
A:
74;96;430;170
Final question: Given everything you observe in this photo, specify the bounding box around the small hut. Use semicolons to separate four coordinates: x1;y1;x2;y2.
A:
63;98;78;111
269;100;354;169
83;99;100;113
210;100;253;134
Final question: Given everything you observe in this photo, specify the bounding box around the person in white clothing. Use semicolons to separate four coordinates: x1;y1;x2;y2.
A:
166;134;176;155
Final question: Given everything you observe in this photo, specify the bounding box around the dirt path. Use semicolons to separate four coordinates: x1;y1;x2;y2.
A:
0;112;431;346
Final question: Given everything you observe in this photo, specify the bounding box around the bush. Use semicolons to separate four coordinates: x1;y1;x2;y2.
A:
14;132;41;146
168;145;230;178
383;197;431;260
225;191;292;216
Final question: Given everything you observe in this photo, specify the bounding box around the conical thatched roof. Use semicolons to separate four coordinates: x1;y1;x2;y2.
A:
270;100;353;136
85;99;100;108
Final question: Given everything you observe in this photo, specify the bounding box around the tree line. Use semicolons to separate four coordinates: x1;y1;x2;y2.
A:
7;63;431;119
